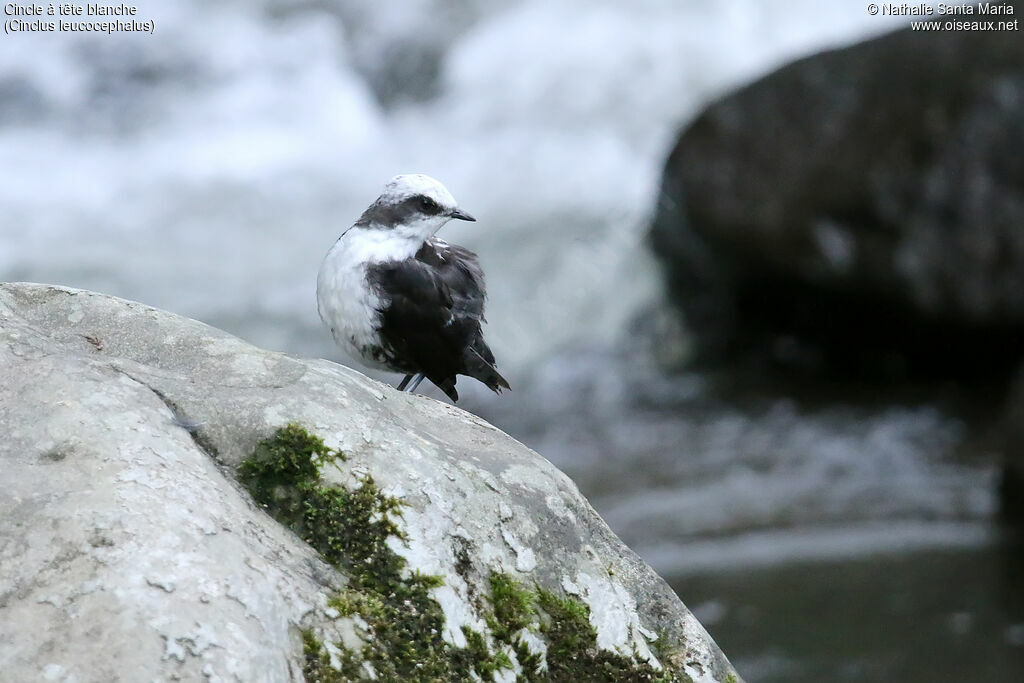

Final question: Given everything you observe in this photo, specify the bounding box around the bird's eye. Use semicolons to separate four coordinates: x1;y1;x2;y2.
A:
419;197;440;214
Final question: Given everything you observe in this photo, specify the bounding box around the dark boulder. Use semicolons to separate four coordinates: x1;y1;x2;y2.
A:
1002;366;1024;526
650;9;1024;381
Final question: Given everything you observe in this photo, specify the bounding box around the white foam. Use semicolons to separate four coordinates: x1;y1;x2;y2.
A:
0;0;909;375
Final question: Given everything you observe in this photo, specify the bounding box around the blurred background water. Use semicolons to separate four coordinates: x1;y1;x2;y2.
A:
3;1;1023;680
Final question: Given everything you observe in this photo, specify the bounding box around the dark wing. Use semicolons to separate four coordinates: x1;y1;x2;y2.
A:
420;240;509;395
368;246;508;402
417;239;487;320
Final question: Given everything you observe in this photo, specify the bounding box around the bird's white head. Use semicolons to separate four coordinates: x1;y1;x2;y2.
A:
354;174;476;242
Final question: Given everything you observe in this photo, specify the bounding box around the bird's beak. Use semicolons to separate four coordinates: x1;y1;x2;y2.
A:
450;207;476;222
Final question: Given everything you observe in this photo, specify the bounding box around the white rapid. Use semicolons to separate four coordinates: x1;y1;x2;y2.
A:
0;0;906;377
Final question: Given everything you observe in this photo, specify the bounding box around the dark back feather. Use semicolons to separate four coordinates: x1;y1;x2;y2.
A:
367;242;508;401
416;240;487;319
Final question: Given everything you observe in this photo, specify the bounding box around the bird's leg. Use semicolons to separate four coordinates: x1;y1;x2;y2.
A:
407;374;426;392
396;374;413;391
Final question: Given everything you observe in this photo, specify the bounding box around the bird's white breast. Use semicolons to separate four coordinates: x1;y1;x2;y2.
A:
316;227;422;370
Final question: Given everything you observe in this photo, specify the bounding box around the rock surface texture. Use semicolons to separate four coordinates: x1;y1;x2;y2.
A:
650;16;1024;378
0;283;738;682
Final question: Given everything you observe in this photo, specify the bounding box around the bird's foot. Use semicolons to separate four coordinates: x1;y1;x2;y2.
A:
396;373;425;393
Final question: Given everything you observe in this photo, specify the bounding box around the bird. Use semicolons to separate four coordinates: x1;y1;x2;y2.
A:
316;174;509;402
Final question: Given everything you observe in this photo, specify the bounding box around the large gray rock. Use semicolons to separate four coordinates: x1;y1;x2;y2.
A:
649;12;1024;376
0;283;738;682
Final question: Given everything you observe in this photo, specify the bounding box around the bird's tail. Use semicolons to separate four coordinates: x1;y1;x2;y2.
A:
465;346;510;395
435;376;460;402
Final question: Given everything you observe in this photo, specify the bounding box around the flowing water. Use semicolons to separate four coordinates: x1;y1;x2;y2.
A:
3;1;1020;679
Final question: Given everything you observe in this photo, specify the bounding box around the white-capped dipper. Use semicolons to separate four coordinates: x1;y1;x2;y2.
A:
317;174;509;402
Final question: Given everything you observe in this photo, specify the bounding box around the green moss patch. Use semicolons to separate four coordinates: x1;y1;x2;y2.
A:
240;424;691;682
302;630;347;683
535;585;678;682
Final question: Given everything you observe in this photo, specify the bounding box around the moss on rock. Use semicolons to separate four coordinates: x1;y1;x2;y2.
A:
239;425;692;682
535;585;675;682
483;572;682;683
302;629;351;683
